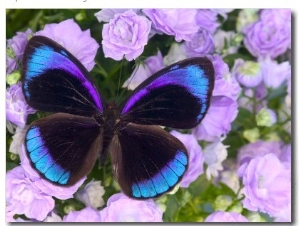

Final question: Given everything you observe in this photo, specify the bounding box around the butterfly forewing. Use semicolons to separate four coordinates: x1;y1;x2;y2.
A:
22;35;105;117
25;113;102;185
110;123;188;199
120;57;214;129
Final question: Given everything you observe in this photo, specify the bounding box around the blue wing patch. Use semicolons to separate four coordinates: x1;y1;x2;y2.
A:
25;126;70;184
120;57;215;129
131;150;188;198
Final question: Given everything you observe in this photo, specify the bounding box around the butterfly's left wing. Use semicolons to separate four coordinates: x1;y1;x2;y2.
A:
110;123;188;199
25;113;102;186
120;57;214;129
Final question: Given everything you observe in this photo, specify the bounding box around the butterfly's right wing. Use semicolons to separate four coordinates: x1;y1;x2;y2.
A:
120;57;214;129
25;113;102;186
110;123;188;199
22;35;105;117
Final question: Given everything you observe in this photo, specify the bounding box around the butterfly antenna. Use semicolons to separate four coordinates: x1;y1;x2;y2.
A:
117;59;143;102
116;58;124;102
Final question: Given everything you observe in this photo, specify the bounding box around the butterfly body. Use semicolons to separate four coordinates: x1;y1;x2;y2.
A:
22;36;214;199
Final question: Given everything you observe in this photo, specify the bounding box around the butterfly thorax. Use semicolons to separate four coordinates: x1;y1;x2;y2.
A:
97;102;125;166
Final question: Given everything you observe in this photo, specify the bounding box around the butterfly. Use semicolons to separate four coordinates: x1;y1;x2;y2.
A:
22;35;215;199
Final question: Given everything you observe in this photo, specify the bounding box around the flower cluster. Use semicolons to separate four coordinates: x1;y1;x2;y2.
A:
6;8;291;222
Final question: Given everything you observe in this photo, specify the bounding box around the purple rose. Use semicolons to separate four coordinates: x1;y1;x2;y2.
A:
6;166;55;221
259;57;291;89
243;9;291;59
102;10;151;61
95;9;140;23
123;51;164;90
36;19;99;71
181;29;214;57
238;153;291;217
6;28;32;74
170;131;205;187
6;82;36;128
63;207;101;222
204;211;249;222
195;10;219;34
237;140;282;167
208;54;241;100
143;9;198;42
232;59;263;88
193;96;238;142
100;193;163;222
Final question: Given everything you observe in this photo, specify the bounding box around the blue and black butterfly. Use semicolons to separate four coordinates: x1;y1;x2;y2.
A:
22;35;214;199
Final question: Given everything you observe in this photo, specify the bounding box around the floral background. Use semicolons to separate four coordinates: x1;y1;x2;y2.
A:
6;9;291;222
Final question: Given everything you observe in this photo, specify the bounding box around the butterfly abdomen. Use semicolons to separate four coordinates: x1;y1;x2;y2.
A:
99;103;123;166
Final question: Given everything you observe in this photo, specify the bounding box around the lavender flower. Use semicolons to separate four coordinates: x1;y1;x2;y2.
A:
208;54;241;100
95;9;140;23
260;57;291;89
145;50;164;74
238;84;267;113
203;136;228;180
237;140;282;167
193;96;238;142
100;193;163;222
76;180;105;208
36;19;99;71
204;211;249;222
6;166;55;221
63;207;101;222
143;9;198;42
163;43;187;66
238;153;291;218
9;125;28;155
243;9;291;59
101;10;151;61
123;64;151;90
195;9;219;34
170;131;205;187
6;28;32;74
214;30;240;56
6;82;36;128
279;143;291;170
285;77;291;108
181;29;215;57
123;51;164;90
217;159;240;194
236;9;259;32
232;59;263;88
211;9;234;20
44;212;63;222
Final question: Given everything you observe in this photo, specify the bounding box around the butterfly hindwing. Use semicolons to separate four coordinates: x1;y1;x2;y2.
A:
22;35;104;117
120;57;214;129
25;113;102;186
110;123;188;199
